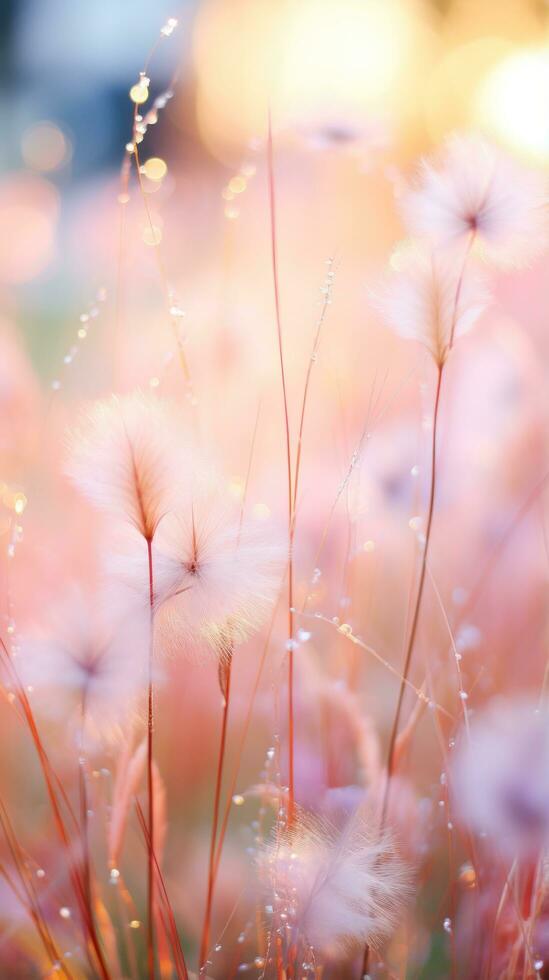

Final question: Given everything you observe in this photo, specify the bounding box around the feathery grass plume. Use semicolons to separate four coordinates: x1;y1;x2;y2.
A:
19;587;147;741
65;390;188;977
66;391;182;541
374;243;488;365
452;698;549;857
401;133;549;267
109;476;284;662
260;809;410;957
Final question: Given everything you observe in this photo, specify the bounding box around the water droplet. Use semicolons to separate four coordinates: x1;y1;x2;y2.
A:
338;623;353;636
232;794;245;806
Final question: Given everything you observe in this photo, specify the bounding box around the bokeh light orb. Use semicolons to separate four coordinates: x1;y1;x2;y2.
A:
193;0;435;159
21;121;71;173
474;47;549;164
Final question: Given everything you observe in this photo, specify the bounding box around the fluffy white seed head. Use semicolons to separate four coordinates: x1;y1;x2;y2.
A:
401;134;549;267
375;243;488;365
105;467;284;662
66;392;184;540
259;810;410;956
452;698;549;857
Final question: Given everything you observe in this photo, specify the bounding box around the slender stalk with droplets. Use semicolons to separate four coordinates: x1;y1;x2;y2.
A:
267;112;295;827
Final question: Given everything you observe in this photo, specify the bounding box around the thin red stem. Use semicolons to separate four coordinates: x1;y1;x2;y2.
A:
381;362;443;824
135;802;189;979
199;657;233;970
0;638;112;979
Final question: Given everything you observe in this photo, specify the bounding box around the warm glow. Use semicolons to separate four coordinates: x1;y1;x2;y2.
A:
193;0;434;157
474;47;549;163
142;156;168;181
422;37;515;143
130;81;149;105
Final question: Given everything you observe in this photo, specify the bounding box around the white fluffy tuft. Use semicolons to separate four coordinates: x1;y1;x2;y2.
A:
374;243;488;364
260;809;410;956
66;392;184;540
103;468;284;662
401;134;549;267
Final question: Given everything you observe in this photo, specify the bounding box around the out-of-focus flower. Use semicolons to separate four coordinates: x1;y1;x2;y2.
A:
374;244;488;364
452;698;549;857
260;810;410;956
401;134;549;267
107;472;284;662
19;587;147;741
66;392;183;541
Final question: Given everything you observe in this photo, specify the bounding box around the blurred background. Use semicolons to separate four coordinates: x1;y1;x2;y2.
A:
1;0;548;369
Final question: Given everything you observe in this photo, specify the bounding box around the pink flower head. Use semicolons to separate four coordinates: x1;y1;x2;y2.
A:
452;698;549;858
375;243;488;364
401;134;549;267
19;587;147;741
260;810;410;956
66;392;182;541
107;466;284;662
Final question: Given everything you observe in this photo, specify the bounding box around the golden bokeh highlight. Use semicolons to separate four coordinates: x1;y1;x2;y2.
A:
130;79;149;105
142;157;168;181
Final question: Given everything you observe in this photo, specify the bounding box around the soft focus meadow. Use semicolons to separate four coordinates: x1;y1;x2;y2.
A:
1;1;549;978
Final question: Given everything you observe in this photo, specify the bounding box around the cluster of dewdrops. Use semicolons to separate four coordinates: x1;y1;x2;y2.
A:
126;78;175;153
51;287;107;393
126;34;177;155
